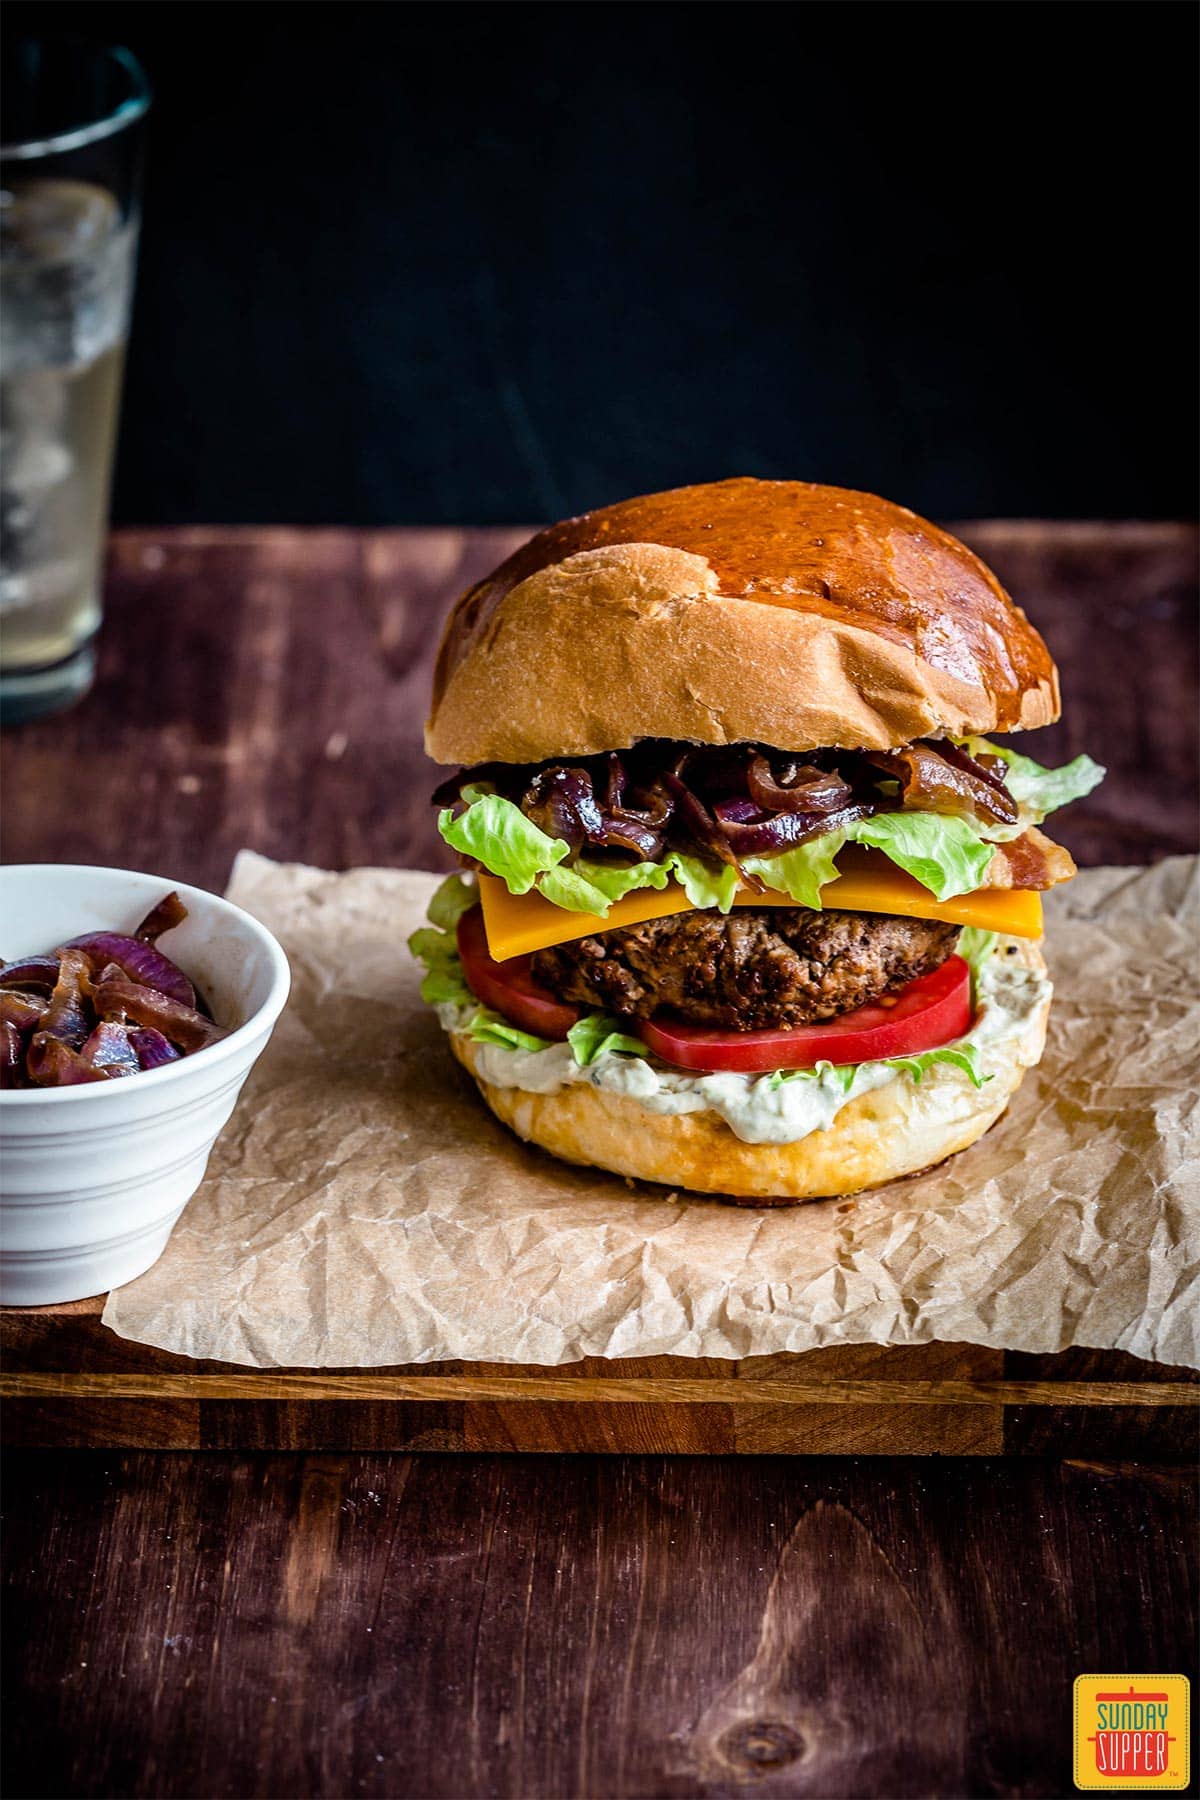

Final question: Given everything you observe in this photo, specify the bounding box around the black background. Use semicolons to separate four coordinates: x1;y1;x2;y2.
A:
9;0;1198;526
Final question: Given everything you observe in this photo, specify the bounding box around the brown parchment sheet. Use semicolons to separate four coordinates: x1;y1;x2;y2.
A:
103;853;1200;1369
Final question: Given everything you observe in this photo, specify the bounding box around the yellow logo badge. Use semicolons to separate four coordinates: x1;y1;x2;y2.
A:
1074;1676;1190;1789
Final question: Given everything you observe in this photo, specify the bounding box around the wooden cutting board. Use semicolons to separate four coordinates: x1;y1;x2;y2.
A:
3;1295;1195;1456
3;526;1196;1463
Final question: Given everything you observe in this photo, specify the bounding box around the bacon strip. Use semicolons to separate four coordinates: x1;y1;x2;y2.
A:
982;827;1077;890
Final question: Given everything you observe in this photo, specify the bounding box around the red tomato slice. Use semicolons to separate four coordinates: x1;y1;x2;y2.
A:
639;955;973;1073
457;905;580;1041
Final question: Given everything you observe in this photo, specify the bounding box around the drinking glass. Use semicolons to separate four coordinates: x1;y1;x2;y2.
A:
1;38;150;722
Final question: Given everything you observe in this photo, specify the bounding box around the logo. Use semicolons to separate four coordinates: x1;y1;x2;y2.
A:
1074;1676;1190;1790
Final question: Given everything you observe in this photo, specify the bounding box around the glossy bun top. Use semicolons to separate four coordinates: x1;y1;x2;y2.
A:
427;478;1059;764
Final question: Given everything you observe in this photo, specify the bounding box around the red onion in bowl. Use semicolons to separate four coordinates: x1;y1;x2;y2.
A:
39;950;93;1050
128;1026;182;1071
80;1021;142;1076
62;931;195;1009
3;889;225;1088
134;891;188;943
0;992;50;1090
26;1035;109;1086
0;1021;24;1088
0;990;50;1033
86;973;224;1054
0;954;61;992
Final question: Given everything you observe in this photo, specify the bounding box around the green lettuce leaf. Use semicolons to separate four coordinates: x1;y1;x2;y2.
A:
407;924;474;1007
547;847;740;914
965;739;1105;820
572;857;672;904
537;864;615;913
768;1041;988;1092
743;833;846;908
426;872;478;932
666;852;741;912
408;876;480;1005
843;812;994;899
542;855;700;914
466;1007;552;1054
957;926;998;1003
438;795;567;895
566;1013;646;1066
882;1044;989;1089
768;1058;858;1094
471;1003;644;1066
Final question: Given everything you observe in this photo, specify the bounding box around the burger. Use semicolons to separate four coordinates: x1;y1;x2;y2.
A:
411;479;1102;1202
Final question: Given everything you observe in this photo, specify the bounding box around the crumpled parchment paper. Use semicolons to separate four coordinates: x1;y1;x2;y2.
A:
103;852;1199;1369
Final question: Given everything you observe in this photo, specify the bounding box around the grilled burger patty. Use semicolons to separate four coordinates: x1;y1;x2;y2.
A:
531;908;962;1031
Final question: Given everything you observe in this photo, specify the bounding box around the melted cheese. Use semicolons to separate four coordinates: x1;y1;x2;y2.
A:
479;846;1044;961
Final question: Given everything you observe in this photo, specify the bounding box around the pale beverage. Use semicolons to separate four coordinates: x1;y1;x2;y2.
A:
0;37;149;721
1;180;133;679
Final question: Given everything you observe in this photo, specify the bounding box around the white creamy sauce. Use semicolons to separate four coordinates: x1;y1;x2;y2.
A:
438;940;1050;1147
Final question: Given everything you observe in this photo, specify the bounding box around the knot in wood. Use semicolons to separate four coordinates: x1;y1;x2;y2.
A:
718;1719;806;1772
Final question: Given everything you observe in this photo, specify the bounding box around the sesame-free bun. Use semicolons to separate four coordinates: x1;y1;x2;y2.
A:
446;941;1051;1204
426;478;1059;766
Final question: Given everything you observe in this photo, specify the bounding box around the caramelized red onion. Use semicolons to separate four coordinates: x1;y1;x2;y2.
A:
0;955;59;991
0;990;48;1034
435;736;1018;884
868;740;1018;827
128;1026;182;1070
596;812;665;860
930;737;1015;798
24;1035;109;1086
80;1020;142;1076
712;797;877;857
0;1023;25;1087
134;891;188;943
85;972;223;1055
658;770;738;869
62;930;196;1009
39;949;93;1050
0;890;225;1089
522;767;604;852
0;990;49;1089
746;755;851;814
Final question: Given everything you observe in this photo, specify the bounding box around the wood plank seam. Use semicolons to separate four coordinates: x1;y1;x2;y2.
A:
3;1374;1195;1407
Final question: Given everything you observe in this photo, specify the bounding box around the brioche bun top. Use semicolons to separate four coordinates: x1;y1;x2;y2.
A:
426;478;1059;765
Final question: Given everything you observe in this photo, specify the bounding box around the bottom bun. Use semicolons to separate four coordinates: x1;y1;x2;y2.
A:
448;945;1051;1204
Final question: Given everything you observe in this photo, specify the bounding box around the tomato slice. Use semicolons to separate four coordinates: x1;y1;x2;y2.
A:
639;955;973;1073
456;905;580;1041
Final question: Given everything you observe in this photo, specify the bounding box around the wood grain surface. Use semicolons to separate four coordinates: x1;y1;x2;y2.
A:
3;523;1198;1797
3;1452;1196;1800
3;1298;1197;1457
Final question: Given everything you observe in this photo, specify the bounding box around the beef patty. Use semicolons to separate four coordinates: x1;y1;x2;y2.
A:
532;908;961;1030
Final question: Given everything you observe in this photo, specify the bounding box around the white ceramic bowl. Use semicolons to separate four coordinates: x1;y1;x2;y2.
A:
1;864;290;1305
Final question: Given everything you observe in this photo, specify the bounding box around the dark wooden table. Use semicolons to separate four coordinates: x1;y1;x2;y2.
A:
3;523;1198;1800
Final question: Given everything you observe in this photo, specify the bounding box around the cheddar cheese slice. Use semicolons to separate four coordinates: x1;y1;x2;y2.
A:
478;846;1044;961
